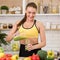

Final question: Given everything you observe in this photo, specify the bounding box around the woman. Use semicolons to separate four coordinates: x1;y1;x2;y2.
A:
6;2;46;57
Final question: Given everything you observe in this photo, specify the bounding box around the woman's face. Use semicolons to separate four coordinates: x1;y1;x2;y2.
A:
26;7;37;21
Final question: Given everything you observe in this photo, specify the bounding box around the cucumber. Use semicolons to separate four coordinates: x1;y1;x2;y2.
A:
13;36;27;41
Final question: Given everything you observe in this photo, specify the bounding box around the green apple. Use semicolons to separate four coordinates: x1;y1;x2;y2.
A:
0;47;4;53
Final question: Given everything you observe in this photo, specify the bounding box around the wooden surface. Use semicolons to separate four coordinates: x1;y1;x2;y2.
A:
0;0;22;8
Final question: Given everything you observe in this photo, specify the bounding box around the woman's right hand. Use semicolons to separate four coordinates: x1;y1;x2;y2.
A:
25;44;33;51
14;31;20;37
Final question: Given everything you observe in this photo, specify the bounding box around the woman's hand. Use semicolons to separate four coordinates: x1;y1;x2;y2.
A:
14;31;20;37
25;44;34;51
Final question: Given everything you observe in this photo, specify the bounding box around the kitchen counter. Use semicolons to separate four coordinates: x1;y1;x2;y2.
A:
18;57;25;60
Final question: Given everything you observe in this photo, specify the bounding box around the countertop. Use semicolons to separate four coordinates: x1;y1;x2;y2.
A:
18;57;25;60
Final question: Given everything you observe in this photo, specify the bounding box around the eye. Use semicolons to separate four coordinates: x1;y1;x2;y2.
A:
28;12;31;14
33;12;36;14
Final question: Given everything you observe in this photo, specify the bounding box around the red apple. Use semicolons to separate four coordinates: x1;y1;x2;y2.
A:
0;57;6;60
31;54;40;60
5;54;12;57
5;57;11;60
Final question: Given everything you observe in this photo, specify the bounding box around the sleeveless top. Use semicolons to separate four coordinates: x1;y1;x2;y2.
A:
18;20;39;39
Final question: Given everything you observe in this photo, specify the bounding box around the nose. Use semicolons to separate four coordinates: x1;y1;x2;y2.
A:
30;13;33;17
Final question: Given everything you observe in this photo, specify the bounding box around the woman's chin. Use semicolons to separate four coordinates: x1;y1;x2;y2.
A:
28;18;34;21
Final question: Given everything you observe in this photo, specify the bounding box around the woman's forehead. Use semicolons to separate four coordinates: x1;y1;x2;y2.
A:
26;7;37;11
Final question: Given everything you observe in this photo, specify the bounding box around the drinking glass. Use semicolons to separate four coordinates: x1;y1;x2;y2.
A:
25;39;30;50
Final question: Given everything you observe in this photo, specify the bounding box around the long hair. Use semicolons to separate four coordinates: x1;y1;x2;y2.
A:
17;2;37;27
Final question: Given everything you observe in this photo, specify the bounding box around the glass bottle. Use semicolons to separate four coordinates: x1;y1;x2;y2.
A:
51;0;58;14
8;23;13;29
43;5;49;14
40;0;43;14
2;23;7;29
52;5;57;14
48;0;52;14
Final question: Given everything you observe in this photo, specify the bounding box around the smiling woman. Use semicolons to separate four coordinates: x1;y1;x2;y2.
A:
25;7;37;21
6;2;46;57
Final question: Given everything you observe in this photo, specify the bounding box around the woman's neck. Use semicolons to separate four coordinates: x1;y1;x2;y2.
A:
26;19;34;23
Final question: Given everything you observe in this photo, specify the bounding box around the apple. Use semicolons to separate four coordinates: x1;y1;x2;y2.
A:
5;54;12;57
24;57;31;60
31;54;40;60
0;57;6;60
5;57;11;60
11;54;19;60
0;54;12;60
1;56;11;60
0;47;4;53
0;53;5;58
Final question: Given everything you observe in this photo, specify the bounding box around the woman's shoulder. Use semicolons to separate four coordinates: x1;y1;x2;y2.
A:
15;20;21;25
36;20;43;26
36;20;45;31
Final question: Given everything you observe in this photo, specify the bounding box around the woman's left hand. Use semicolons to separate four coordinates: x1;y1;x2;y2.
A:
25;44;33;51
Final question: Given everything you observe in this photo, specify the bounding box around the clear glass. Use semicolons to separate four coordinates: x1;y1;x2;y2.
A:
25;39;30;50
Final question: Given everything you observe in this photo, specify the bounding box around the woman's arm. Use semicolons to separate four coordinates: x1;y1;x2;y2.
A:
33;21;46;49
6;20;20;42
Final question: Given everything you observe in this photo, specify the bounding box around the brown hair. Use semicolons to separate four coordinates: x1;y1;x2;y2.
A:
17;2;37;27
